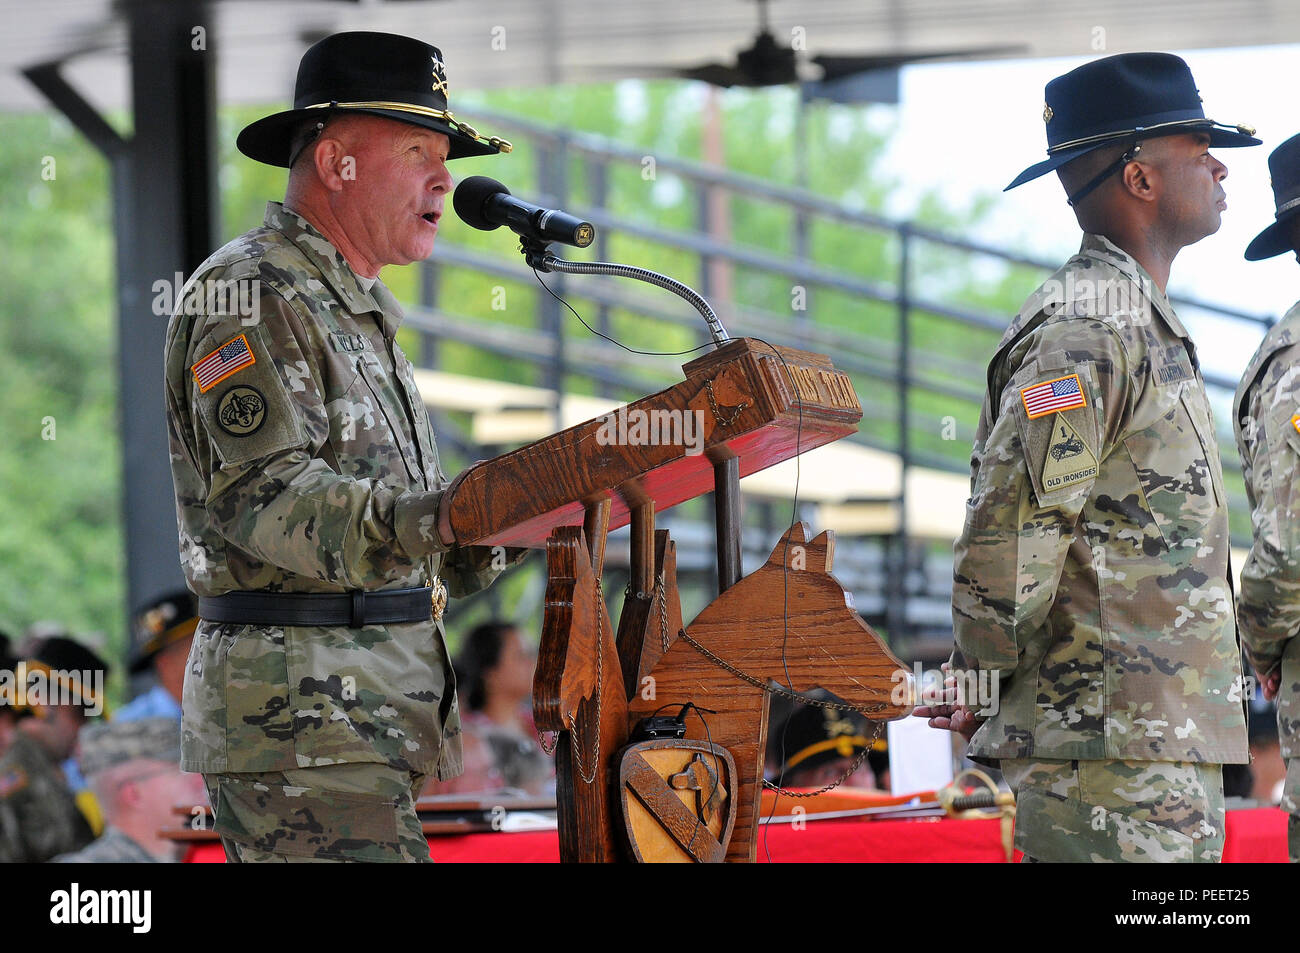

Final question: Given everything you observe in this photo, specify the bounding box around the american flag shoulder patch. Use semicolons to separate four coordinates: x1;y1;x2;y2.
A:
191;333;256;393
1020;373;1086;419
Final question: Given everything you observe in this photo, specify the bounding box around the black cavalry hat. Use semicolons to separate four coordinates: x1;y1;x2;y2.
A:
237;31;510;167
20;635;111;713
1006;52;1258;193
128;589;198;676
29;635;110;679
1245;133;1300;260
778;689;887;780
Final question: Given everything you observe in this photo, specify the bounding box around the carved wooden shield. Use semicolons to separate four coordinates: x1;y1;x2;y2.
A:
619;739;737;863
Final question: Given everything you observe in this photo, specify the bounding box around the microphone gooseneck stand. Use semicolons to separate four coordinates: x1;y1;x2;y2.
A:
518;235;742;592
519;236;731;348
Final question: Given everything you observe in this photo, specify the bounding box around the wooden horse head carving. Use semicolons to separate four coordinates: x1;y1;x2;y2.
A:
627;522;913;861
692;521;913;710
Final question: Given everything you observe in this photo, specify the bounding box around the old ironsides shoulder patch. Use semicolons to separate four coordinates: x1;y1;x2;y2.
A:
191;333;256;393
1292;413;1300;437
1041;413;1098;493
1020;373;1086;419
216;384;267;437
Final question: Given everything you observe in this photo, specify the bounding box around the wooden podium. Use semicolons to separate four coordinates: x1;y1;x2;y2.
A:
446;337;912;862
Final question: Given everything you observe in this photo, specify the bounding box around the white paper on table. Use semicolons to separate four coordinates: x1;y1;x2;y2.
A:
499;811;560;832
887;715;955;797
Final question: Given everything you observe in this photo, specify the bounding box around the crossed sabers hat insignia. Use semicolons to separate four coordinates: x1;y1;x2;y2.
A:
431;55;448;96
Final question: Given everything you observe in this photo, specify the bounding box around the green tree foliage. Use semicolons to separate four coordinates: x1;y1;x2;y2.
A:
0;112;120;656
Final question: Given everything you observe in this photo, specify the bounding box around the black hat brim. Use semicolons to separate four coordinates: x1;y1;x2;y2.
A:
1005;120;1261;191
128;618;199;675
1245;210;1300;261
1004;143;1098;191
237;106;497;167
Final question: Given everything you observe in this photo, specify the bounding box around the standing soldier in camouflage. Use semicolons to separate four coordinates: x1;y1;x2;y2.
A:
1234;132;1300;863
52;718;206;863
917;53;1256;862
163;32;520;862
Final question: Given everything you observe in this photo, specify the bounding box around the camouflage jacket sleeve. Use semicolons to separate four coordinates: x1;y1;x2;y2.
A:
168;279;450;586
1237;341;1300;676
952;322;1132;672
442;545;530;598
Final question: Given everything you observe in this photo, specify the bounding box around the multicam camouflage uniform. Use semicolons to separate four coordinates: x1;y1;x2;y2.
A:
164;202;517;862
952;233;1249;862
0;733;95;863
1233;302;1300;863
51;826;161;864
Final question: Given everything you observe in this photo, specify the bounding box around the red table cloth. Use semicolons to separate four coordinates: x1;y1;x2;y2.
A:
185;806;1289;863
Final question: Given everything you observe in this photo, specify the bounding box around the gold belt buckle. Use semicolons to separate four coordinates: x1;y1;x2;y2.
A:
431;577;448;621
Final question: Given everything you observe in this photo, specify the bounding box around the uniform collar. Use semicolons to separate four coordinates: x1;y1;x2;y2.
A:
1232;300;1300;424
264;202;404;337
99;825;161;860
1255;299;1300;359
1077;232;1191;341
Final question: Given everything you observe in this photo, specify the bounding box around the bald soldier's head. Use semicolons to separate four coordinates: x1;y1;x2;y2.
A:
1059;132;1229;259
284;113;454;278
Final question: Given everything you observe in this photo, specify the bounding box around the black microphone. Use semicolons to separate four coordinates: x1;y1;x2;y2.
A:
453;175;595;248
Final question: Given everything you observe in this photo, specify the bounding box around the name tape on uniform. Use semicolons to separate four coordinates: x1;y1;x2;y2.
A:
191;333;256;393
1021;373;1086;419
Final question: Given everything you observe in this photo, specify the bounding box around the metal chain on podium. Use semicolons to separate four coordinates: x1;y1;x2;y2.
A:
628;573;889;798
675;626;888;715
657;575;671;652
703;379;748;427
674;625;888;797
568;578;604;784
762;718;886;799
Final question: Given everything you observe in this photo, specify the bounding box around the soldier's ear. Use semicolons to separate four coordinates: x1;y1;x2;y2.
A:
1121;158;1158;204
312;136;350;193
116;777;145;809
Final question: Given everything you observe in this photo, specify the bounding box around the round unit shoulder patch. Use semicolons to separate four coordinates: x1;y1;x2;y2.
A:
216;384;267;437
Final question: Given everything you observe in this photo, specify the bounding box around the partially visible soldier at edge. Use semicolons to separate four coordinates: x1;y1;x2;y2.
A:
51;718;206;863
0;631;16;758
115;590;197;723
0;636;109;863
915;53;1256;862
1234;131;1300;864
163;32;523;862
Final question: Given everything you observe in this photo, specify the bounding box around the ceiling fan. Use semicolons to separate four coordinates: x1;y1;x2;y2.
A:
662;0;1023;102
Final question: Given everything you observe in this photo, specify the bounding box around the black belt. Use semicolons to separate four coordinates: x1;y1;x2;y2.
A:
199;586;437;628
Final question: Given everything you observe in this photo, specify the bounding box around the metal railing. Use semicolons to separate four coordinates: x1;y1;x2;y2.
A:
417;106;1276;657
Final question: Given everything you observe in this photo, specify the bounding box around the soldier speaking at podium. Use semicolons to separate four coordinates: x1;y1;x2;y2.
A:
921;53;1255;862
163;32;521;862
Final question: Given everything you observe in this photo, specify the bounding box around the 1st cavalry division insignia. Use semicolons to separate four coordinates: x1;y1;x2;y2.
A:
619;739;737;863
1041;413;1098;492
